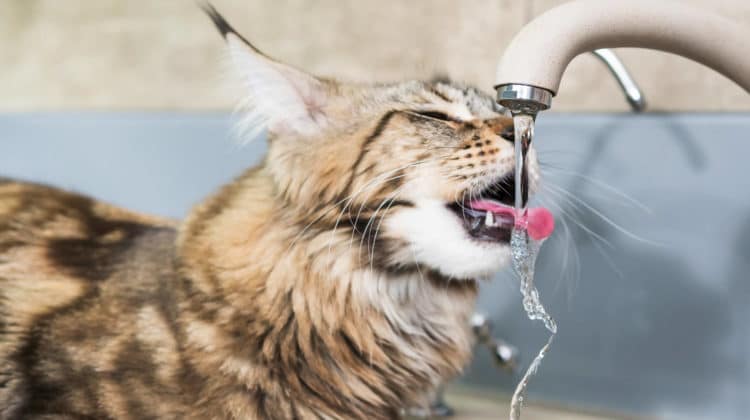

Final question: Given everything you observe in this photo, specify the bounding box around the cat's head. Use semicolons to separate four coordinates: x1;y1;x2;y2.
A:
204;5;539;280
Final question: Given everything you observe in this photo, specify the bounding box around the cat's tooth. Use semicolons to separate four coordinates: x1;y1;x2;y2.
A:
485;211;494;227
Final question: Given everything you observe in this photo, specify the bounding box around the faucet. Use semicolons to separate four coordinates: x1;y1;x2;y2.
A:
495;0;750;116
591;49;645;112
469;313;520;372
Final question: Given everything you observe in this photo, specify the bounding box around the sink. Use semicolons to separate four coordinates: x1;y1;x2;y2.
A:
444;386;639;420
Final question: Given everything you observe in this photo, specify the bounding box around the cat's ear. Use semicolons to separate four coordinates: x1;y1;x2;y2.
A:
201;3;329;137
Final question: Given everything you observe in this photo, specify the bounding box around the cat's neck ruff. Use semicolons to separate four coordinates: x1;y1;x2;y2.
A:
176;167;477;417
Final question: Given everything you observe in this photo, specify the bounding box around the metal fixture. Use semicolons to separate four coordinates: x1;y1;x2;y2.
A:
495;0;750;115
403;386;454;419
592;49;646;112
470;313;519;371
497;49;645;115
496;83;553;116
404;314;520;418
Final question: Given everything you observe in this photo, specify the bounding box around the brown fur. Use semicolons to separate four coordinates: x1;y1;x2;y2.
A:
0;6;528;420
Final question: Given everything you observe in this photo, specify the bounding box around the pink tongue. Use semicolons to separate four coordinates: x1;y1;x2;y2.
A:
469;201;555;241
523;207;555;241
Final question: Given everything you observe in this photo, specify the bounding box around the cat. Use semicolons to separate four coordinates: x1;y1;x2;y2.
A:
0;4;539;419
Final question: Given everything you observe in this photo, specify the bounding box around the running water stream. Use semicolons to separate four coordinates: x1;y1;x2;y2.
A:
508;114;557;420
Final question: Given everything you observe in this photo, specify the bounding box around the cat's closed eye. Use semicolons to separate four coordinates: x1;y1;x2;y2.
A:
412;110;462;123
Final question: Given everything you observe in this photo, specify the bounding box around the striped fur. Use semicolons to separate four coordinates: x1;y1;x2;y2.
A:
0;6;540;420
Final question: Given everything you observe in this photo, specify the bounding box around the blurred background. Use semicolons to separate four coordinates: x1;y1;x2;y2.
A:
2;1;750;419
2;0;750;111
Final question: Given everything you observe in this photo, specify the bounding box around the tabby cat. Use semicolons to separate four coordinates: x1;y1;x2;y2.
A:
0;4;539;419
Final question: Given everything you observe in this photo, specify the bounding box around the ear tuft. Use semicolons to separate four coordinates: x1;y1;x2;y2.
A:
199;2;234;40
200;3;330;138
199;2;258;52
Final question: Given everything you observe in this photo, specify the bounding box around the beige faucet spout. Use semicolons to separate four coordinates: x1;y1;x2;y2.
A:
495;0;750;112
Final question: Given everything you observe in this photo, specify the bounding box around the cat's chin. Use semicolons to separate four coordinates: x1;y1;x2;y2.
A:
384;198;511;280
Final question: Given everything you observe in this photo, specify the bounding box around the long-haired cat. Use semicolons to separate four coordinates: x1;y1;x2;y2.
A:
0;4;539;419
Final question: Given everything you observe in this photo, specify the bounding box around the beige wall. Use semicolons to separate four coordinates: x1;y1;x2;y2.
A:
1;0;749;112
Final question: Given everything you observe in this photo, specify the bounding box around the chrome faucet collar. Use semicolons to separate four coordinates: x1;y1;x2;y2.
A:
495;83;553;116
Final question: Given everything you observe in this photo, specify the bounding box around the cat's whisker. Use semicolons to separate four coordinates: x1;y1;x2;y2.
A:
591;235;625;280
544;188;624;283
286;160;431;256
543;183;662;247
535;195;581;292
540;165;652;213
352;183;410;264
556;204;582;292
538;188;615;249
366;187;407;271
335;172;409;240
349;157;445;228
328;157;446;263
345;156;449;241
458;189;468;225
409;244;426;284
355;185;406;263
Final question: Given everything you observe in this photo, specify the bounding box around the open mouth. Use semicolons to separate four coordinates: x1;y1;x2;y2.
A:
448;175;518;243
448;174;555;243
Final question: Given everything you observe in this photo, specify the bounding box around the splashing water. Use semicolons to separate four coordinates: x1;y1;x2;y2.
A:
510;230;557;334
509;114;557;420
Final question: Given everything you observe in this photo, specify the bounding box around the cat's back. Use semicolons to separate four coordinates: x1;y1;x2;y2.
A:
0;178;186;419
0;177;177;299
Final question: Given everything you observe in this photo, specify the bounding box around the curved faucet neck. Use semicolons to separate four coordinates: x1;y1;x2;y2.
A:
495;0;750;112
